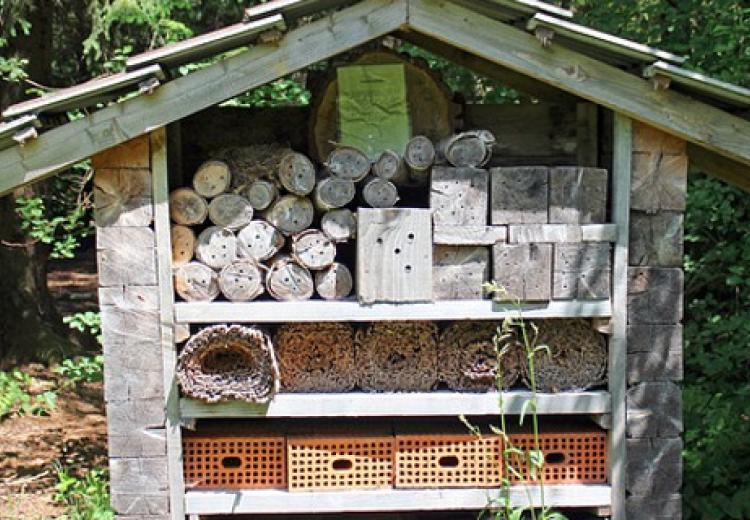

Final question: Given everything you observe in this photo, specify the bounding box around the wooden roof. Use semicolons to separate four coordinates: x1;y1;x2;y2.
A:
0;0;748;194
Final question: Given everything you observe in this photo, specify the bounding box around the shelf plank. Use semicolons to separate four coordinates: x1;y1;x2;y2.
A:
174;299;611;323
180;391;610;419
184;485;612;514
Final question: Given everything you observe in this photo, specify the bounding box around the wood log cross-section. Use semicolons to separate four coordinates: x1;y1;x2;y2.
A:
436;130;495;168
193;160;231;198
326;145;371;182
404;135;436;186
237;220;285;262
321;208;357;243
361;176;399;208
208;193;254;230
315;262;353;300
195;226;237;269
313;176;356;211
174;261;220;302
242;179;278;211
263;195;314;236
266;255;314;301
291;229;336;270
278;151;316;196
170;224;196;267
373;149;408;184
169;187;208;226
219;259;265;301
93;168;152;227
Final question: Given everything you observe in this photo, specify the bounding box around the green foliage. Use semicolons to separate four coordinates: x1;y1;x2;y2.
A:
56;356;105;387
63;312;103;345
222;78;312;107
0;369;57;420
15;195;91;259
54;465;113;520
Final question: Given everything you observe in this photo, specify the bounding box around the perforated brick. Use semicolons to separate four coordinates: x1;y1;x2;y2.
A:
182;435;286;489
287;436;394;491
508;431;607;484
395;434;503;488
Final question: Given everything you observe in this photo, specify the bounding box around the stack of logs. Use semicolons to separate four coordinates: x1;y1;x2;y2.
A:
177;319;607;399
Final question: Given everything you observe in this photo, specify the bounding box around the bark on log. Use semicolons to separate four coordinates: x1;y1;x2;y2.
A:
361;176;399;208
170;224;196;267
193;160;231;198
207;193;254;230
242;179;278;211
195;226;237;269
236;220;285;262
174;262;220;302
355;321;438;392
436;130;495;167
438;321;521;391
325;145;371;182
404;135;436;186
291;229;336;271
266;255;314;301
278;151;316;196
373;149;409;185
263;195;314;236
219;259;264;301
275;323;356;392
169;188;208;226
176;324;279;403
315;262;353;300
321;208;357;243
313;176;356;211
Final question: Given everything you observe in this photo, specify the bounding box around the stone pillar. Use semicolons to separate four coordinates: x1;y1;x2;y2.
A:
93;135;170;519
625;122;687;519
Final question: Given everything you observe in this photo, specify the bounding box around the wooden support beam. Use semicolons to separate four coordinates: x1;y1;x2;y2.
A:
408;0;750;167
0;0;406;196
687;142;750;192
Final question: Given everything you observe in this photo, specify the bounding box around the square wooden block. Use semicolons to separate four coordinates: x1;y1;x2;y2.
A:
490;166;549;224
357;208;432;304
491;243;551;301
553;243;611;300
549;167;608;224
433;246;490;300
430;166;488;226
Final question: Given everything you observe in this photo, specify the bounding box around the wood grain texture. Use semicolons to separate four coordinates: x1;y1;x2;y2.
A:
433;246;489;300
97;247;157;287
626;381;683;438
433;225;506;245
627;267;683;324
357;208;433;304
629;211;683;266
490;166;548;224
94;168;153;227
491;243;552;301
430;166;488;226
626;492;682;520
549;166;608;224
92;134;150;169
627;324;682;383
626;437;682;495
553;243;611;300
631;152;687;212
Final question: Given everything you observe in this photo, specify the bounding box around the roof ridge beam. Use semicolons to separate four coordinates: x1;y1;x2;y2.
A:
409;0;750;167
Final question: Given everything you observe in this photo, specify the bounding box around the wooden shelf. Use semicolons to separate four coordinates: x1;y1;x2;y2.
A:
180;391;610;419
174;299;611;323
184;485;612;514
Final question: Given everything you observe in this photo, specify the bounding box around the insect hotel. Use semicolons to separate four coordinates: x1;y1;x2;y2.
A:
1;0;749;518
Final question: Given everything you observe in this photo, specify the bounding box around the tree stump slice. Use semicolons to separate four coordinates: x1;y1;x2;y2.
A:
309;50;454;162
313;176;356;210
361;176;399;208
237;220;285;262
437;130;495;167
278;151;316;196
174;262;220;302
373;149;408;185
219;260;264;301
326;146;371;182
242;179;278;211
291;229;336;271
404;135;436;186
263;195;314;236
275;323;356;392
195;226;237;269
266;255;314;301
315;262;353;300
321;208;357;243
208;193;254;230
171;224;196;267
193;160;231;198
169;188;208;226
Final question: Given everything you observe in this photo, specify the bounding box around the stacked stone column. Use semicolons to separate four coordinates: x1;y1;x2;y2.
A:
625;122;686;519
94;135;170;519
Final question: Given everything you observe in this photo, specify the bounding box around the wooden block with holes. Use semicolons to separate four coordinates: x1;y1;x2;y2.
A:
549;166;608;224
553;243;611;300
491;243;552;301
433;246;489;300
356;208;432;304
287;435;395;491
430;166;488;226
490;166;549;224
395;434;502;488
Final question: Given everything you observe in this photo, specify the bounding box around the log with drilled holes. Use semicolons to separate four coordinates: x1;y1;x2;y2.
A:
169;187;208;226
291;229;336;271
174;261;220;302
176;324;279;403
355;321;438;392
373;149;409;185
361;176;399;208
266;255;314;301
193;160;231;198
326;145;371;182
321;208;356;243
436;130;495;168
242;178;278;211
170;224;196;267
278;151;316;196
404;135;436;186
275;322;356;392
236;220;285;262
263;195;314;236
313;175;356;211
315;262;353;300
195;226;237;269
208;193;254;230
438;321;521;391
219;259;264;301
